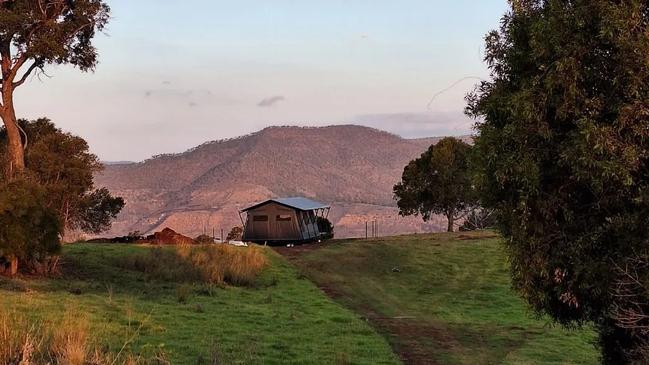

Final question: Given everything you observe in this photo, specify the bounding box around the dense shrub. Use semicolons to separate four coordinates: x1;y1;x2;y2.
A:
194;234;214;244
122;244;267;287
0;179;62;275
317;217;334;240
226;226;243;242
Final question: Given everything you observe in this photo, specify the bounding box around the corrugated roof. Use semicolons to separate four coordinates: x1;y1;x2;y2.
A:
241;197;330;212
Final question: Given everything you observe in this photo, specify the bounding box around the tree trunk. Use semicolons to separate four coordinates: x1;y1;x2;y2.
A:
0;88;25;179
447;211;455;233
1;90;24;277
9;255;18;276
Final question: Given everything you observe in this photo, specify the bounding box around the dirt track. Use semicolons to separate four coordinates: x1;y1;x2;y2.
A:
275;243;442;365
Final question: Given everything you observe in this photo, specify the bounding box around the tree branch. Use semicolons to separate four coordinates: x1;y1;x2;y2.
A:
38;0;46;16
5;53;27;85
13;60;40;88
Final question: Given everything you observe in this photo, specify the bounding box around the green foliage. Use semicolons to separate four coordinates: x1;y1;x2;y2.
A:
0;179;61;267
76;188;124;234
394;137;475;232
316;217;334;239
0;0;110;179
0;118;124;234
194;234;214;244
226;226;243;242
0;0;110;73
468;1;649;362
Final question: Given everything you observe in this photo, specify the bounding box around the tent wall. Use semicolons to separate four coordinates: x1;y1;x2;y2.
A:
243;202;303;242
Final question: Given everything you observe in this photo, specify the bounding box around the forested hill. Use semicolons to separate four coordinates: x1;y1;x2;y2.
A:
94;125;471;238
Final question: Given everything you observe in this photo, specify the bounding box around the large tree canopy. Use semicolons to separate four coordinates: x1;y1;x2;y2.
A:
468;0;649;362
394;137;475;232
0;118;124;235
0;0;110;178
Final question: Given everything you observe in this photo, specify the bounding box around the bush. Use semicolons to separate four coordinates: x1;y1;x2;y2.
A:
317;217;334;240
226;226;243;242
124;231;145;243
194;234;214;244
121;245;267;287
0;179;62;275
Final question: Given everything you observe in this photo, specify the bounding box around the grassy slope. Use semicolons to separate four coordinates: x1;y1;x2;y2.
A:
286;232;599;365
0;244;399;365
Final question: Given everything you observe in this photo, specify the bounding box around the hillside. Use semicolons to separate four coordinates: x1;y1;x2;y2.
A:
94;125;469;238
280;233;597;364
0;244;399;364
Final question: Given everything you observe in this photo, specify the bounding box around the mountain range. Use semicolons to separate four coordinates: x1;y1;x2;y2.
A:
94;125;470;239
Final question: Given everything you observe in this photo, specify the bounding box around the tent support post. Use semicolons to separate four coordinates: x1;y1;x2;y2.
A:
239;211;247;230
304;211;314;240
297;211;306;241
311;210;318;239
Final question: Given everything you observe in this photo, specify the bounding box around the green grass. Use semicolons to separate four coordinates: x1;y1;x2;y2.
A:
286;232;600;365
0;244;399;365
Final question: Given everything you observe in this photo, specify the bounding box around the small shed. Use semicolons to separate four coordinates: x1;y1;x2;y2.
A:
239;197;331;244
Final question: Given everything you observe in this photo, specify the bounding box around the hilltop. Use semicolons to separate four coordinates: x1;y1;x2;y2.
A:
94;125;470;238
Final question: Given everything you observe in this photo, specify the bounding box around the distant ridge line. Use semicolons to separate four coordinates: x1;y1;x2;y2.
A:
141;124;436;164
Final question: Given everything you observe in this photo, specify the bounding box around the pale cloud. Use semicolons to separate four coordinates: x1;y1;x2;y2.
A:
353;111;475;138
257;96;285;107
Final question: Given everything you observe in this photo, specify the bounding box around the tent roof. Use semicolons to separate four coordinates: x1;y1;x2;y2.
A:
241;197;330;212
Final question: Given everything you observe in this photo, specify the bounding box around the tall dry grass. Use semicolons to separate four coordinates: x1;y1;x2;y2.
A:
0;309;166;365
178;244;267;286
122;244;267;287
0;309;44;364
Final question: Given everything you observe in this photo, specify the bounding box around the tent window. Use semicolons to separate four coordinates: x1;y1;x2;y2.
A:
253;215;268;222
277;215;292;222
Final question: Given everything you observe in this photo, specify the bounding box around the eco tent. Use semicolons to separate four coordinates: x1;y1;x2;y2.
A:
239;197;331;244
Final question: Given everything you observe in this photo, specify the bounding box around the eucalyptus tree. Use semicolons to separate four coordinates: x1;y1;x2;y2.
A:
469;1;649;362
394;137;475;232
0;0;110;178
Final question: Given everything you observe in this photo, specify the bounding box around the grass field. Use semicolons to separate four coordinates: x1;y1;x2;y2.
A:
0;244;399;364
280;232;599;365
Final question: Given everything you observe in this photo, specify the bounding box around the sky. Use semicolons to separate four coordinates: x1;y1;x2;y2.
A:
14;0;509;161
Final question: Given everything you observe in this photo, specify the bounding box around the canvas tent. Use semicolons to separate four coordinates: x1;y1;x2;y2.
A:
239;197;331;244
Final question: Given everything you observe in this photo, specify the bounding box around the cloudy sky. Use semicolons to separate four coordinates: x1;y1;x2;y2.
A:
15;0;508;161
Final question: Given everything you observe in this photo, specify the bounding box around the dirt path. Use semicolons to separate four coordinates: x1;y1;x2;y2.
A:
275;243;445;365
